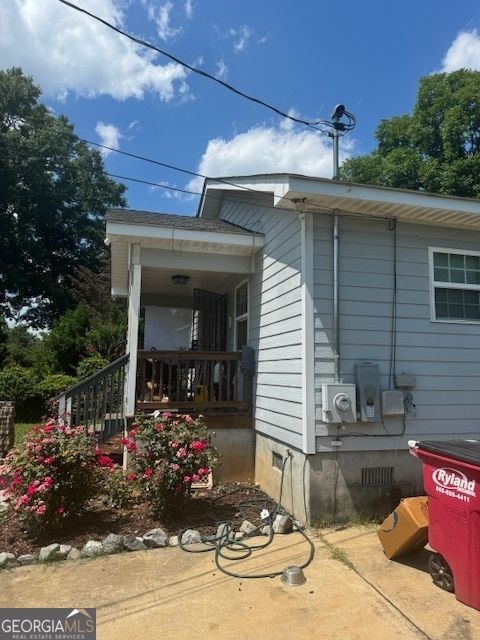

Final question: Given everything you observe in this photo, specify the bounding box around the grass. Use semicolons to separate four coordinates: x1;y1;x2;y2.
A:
312;511;382;530
329;545;355;569
316;531;356;570
14;422;36;447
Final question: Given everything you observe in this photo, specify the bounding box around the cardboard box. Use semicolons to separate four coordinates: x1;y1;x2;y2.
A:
377;496;428;560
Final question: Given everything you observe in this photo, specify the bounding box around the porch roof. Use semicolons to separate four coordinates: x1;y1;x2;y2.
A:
106;208;251;234
106;208;264;298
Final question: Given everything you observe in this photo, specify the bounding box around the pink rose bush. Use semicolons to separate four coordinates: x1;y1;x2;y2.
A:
0;420;108;531
120;413;217;515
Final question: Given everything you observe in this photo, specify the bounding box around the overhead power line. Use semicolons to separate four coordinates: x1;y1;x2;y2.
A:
81;138;275;196
57;0;334;132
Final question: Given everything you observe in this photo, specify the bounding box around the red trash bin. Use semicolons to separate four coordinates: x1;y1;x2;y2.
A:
410;439;480;611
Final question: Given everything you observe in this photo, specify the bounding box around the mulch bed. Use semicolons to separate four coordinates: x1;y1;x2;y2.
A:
0;483;273;556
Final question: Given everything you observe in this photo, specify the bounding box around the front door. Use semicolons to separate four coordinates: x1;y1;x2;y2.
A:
192;288;227;351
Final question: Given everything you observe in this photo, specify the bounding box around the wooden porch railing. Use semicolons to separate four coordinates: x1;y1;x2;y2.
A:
57;354;129;441
136;350;252;413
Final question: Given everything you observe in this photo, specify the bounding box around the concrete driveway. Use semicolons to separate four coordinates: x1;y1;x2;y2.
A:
0;529;477;640
323;526;480;640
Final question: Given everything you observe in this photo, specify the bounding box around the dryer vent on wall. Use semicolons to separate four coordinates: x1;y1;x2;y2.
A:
361;466;394;488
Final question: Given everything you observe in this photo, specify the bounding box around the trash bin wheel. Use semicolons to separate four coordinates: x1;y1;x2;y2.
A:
427;553;455;593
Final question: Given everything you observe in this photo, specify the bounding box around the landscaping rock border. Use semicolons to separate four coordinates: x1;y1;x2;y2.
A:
0;526;208;570
0;519;296;571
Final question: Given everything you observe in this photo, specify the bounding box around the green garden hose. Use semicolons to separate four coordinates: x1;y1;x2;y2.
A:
178;455;315;579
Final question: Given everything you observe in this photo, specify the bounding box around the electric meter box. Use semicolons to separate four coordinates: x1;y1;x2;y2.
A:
322;383;357;425
355;363;380;422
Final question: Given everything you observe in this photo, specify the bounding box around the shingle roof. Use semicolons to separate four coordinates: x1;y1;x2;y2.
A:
105;208;252;234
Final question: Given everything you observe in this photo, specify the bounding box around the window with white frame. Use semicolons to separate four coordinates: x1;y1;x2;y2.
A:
234;280;249;349
430;248;480;321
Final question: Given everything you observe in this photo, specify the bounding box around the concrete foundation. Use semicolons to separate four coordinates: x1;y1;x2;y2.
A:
255;433;309;524
255;433;424;524
209;428;255;483
309;449;423;523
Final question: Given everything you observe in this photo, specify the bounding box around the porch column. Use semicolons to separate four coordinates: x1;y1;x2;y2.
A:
125;243;141;417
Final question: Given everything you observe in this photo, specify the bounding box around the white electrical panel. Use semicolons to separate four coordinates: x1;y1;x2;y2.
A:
322;383;357;425
381;390;405;417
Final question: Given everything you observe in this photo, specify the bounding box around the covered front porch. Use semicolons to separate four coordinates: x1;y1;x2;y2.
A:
56;209;263;480
108;208;264;429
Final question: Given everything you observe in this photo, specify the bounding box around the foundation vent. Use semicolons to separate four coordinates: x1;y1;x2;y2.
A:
272;451;283;471
361;466;394;487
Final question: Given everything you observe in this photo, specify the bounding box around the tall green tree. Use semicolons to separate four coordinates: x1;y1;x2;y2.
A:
43;304;91;375
0;316;8;367
3;324;38;369
341;70;480;198
0;68;126;327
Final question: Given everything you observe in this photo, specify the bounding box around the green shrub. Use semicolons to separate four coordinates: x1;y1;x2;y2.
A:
0;368;76;421
34;373;75;398
34;373;76;418
103;466;135;509
0;367;39;420
76;356;109;380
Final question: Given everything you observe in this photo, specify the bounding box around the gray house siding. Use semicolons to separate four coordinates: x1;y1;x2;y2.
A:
220;196;304;449
314;213;480;451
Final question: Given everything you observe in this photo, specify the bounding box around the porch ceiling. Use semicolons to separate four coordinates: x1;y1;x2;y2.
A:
141;266;238;303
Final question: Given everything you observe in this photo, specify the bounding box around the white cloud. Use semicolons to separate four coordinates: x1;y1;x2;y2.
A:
441;29;480;72
279;107;299;132
148;1;182;41
187;122;355;192
95;122;122;155
0;0;188;101
230;25;252;52
184;0;194;19
215;58;228;80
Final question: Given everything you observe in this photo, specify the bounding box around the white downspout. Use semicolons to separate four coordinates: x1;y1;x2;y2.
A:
299;211;316;454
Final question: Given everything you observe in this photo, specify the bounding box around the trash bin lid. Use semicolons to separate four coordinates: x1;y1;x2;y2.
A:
417;439;480;466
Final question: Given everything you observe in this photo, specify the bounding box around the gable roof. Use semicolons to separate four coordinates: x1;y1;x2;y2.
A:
198;174;480;229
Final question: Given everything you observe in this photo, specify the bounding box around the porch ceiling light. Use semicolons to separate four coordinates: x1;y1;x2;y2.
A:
171;274;190;285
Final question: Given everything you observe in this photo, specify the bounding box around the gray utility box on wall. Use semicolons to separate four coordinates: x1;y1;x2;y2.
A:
381;390;405;416
355;363;380;422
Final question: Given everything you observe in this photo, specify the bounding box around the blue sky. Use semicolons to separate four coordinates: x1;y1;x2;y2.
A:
2;0;480;215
